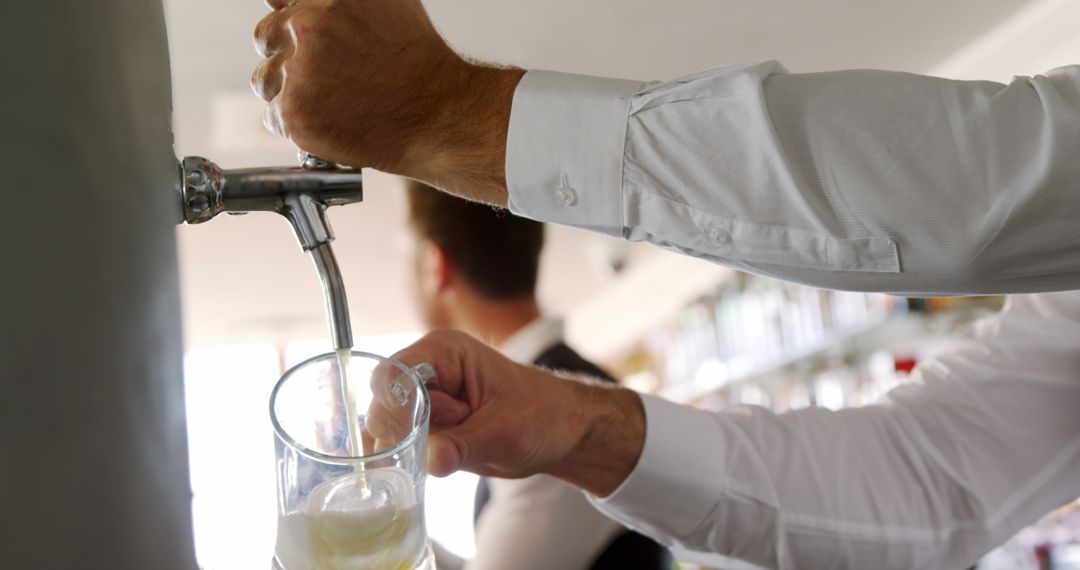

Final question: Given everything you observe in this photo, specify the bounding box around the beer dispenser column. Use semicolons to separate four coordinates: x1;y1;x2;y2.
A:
0;2;198;568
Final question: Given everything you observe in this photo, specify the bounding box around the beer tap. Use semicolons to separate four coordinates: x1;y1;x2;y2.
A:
176;153;360;350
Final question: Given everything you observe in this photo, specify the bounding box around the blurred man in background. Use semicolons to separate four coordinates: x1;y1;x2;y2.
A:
404;181;670;570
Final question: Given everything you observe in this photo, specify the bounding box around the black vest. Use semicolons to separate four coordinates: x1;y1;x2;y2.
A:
473;342;672;570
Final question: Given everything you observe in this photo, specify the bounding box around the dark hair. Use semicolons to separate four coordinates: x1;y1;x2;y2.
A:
405;181;544;299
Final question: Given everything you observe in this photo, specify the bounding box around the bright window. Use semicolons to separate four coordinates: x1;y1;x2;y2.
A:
184;344;280;570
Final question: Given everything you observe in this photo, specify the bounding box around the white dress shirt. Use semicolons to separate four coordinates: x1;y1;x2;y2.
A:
438;318;627;570
583;290;1080;569
505;62;1080;296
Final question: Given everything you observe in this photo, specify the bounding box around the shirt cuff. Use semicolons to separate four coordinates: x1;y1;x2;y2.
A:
589;394;726;538
505;70;645;235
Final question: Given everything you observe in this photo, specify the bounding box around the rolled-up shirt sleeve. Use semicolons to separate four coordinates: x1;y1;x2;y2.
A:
505;63;1080;295
587;291;1080;570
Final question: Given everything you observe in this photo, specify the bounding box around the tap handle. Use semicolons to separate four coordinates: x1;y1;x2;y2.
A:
177;156;363;225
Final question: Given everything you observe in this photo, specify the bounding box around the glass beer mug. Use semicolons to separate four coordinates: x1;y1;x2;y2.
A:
270;351;437;570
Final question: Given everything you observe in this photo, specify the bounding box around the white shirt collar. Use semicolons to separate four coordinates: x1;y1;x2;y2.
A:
497;317;565;364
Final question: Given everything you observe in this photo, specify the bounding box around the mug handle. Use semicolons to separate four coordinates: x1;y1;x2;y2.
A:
413;363;441;392
386;363;442;406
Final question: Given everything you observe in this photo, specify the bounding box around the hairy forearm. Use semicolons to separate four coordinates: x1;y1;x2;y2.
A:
544;377;647;497
405;64;524;207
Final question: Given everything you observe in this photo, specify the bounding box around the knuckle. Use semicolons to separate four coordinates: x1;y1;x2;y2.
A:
250;65;269;99
447;329;473;344
251;57;284;102
253;16;269;43
424;329;455;344
253;13;280;54
250;63;262;87
255;8;300;57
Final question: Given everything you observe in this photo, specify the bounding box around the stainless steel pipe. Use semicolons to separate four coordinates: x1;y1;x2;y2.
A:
308;242;355;351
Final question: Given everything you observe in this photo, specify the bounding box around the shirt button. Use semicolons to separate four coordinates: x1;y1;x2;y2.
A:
554;185;577;207
708;227;731;246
